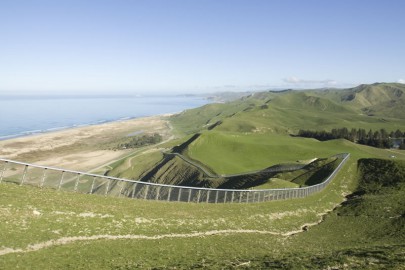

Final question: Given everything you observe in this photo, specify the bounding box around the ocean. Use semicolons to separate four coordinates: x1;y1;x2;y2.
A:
0;95;208;140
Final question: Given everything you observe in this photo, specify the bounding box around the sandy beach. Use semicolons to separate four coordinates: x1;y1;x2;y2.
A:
0;115;173;172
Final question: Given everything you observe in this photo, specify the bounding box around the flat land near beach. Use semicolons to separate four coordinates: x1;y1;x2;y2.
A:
0;115;172;172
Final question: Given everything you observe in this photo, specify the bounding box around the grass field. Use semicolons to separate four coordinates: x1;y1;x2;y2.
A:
0;150;404;269
1;84;405;268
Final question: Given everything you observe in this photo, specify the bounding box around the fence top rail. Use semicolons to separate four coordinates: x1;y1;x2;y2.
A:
0;153;349;193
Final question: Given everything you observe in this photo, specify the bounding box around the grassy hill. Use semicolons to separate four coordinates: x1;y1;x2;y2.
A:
0;155;404;269
313;82;405;118
172;83;405;136
104;83;405;190
1;82;404;268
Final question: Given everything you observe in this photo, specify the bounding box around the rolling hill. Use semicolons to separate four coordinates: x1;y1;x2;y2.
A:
172;82;405;136
1;83;404;269
105;83;405;190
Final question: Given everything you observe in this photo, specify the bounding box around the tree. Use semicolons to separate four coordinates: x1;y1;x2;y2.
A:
358;129;367;144
349;128;357;142
341;127;349;140
372;131;383;148
380;128;388;140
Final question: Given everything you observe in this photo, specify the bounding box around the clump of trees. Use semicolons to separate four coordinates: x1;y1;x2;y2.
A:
119;133;162;149
298;128;405;149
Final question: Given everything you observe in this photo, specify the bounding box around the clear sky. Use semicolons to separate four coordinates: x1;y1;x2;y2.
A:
1;0;404;94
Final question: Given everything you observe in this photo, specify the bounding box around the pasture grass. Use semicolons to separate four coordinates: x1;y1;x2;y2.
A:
0;153;356;268
1;155;404;269
2;85;405;268
185;131;399;175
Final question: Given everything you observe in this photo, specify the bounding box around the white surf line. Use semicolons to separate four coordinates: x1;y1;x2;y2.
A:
0;229;284;256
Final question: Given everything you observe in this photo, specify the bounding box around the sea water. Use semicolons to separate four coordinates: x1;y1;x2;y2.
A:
0;95;208;140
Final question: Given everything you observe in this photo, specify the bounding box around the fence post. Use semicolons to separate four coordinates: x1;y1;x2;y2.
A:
74;174;80;192
231;191;235;203
187;189;192;203
58;171;65;190
105;179;111;196
206;190;211;203
215;190;219;203
90;176;96;194
143;185;149;200
167;187;172;201
239;192;243;203
119;181;125;197
132;183;137;199
177;188;182;202
0;161;8;183
246;192;250;203
196;189;201;203
40;169;48;188
223;191;227;203
155;186;161;200
20;165;28;186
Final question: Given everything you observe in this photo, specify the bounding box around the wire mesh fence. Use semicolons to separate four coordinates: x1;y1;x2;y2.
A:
0;153;349;203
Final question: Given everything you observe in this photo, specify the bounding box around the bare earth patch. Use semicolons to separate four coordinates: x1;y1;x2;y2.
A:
0;229;282;256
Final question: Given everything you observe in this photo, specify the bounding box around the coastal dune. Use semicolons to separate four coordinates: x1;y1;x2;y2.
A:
0;115;172;172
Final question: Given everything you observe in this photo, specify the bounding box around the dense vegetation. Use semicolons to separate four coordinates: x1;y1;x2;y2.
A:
298;128;405;149
117;133;162;149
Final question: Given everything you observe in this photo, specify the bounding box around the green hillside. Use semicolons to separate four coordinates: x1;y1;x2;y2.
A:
1;156;404;269
312;82;405;118
1;83;404;268
104;83;405;190
172;83;405;137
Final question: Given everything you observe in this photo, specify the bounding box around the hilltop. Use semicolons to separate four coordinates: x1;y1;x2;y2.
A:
105;83;405;189
312;82;405;118
172;82;405;135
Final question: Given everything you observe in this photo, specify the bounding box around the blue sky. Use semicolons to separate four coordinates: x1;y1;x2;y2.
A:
1;0;404;94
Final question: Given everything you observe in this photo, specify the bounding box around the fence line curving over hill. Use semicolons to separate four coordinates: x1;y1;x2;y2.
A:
0;153;349;203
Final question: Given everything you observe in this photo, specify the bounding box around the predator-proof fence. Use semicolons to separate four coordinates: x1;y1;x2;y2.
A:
0;153;349;203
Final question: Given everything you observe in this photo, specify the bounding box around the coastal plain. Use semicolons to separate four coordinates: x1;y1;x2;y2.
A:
0;115;172;172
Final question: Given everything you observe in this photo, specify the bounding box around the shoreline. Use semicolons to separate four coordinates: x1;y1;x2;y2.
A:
0;113;175;171
0;112;177;142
